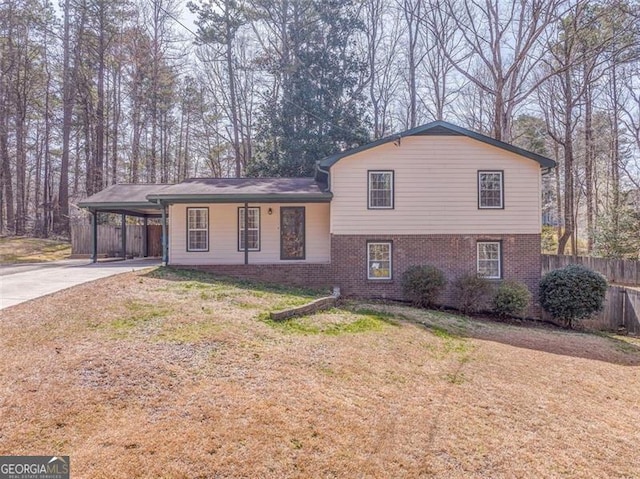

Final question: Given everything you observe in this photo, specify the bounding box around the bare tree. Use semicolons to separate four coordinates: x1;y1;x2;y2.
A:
443;0;564;141
360;0;402;137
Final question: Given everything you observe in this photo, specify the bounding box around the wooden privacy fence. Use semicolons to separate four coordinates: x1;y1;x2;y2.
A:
542;254;640;334
542;254;640;286
577;286;640;334
71;224;162;257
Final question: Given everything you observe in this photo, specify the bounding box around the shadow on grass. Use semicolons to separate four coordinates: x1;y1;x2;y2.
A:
143;266;326;299
361;301;640;366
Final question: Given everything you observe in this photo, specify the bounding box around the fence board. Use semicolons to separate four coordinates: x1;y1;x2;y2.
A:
625;289;640;335
542;254;640;286
71;224;159;257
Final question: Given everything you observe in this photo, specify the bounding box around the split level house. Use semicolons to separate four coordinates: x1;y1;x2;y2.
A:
79;121;556;312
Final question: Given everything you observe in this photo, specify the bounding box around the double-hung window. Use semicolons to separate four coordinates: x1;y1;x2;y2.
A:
368;242;392;280
477;241;501;279
478;171;504;209
187;207;209;252
368;171;394;209
238;207;260;251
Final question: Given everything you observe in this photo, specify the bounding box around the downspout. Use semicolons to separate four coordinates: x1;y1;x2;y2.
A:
315;162;331;192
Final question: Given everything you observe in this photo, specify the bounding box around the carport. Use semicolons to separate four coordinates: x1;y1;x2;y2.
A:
78;184;171;264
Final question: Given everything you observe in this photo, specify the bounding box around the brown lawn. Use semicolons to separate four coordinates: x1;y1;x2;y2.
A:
1;267;639;478
0;236;71;263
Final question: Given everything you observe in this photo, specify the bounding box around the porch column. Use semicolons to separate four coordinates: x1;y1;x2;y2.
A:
91;210;98;263
244;202;249;265
161;203;168;266
142;216;148;258
121;213;127;259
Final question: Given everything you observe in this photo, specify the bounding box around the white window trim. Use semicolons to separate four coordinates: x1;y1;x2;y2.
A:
187;207;209;252
368;170;394;209
238;207;260;251
478;171;504;209
367;241;392;280
477;241;501;279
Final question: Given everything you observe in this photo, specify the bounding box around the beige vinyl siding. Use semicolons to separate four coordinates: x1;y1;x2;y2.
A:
330;135;542;235
169;202;330;265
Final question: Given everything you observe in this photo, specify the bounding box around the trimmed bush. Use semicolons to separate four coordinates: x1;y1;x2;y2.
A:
539;264;608;328
401;265;446;308
453;274;493;314
492;281;532;318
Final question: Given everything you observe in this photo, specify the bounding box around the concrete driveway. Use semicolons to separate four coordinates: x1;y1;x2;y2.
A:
0;258;161;310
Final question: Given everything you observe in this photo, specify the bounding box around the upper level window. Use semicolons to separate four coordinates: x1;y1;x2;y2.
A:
478;171;504;209
477;241;501;279
368;241;392;279
238;207;260;251
368;171;394;209
187;207;208;252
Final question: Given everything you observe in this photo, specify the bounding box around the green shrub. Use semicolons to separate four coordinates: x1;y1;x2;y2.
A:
453;274;493;314
401;265;446;308
492;281;532;318
539;264;608;328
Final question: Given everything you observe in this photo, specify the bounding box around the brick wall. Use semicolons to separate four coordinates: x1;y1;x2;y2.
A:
187;263;334;292
330;234;542;315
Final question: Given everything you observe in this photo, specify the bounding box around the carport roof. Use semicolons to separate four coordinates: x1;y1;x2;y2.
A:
78;183;171;216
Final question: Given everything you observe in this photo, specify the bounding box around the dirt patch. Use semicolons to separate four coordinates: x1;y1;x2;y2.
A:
1;269;639;478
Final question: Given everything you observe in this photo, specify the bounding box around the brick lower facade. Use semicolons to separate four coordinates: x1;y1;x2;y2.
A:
330;234;541;315
187;263;333;291
177;233;542;317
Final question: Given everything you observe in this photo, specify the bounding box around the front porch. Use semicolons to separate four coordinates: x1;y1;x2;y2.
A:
78;178;333;268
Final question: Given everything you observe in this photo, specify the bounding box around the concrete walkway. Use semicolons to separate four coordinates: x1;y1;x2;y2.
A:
0;258;161;310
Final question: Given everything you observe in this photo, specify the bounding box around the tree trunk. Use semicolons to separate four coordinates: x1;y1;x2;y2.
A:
226;6;242;177
585;80;594;253
94;4;106;194
57;0;73;235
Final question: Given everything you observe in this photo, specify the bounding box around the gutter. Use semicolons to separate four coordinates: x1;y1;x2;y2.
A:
145;193;333;203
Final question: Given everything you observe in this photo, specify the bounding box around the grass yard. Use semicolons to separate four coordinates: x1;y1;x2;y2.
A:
0;236;71;263
1;268;639;478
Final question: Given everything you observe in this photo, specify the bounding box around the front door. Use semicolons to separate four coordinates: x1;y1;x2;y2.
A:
280;207;305;260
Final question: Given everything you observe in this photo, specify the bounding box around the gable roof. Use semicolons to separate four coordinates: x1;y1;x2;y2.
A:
317;120;556;169
146;177;331;203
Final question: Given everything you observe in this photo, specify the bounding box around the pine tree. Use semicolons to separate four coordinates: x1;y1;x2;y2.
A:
250;0;370;177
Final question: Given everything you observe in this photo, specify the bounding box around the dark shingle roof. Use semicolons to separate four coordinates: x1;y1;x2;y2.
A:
77;183;172;216
78;178;331;212
146;177;331;203
79;184;172;206
317;120;556;169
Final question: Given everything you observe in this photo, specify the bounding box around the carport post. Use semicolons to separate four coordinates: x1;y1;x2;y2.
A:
142;216;148;258
244;202;249;265
121;213;127;259
91;210;98;263
161;202;168;266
